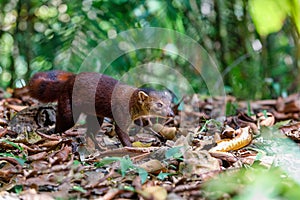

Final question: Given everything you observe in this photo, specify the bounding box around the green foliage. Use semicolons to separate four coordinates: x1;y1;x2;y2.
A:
204;165;300;199
249;0;300;36
198;119;223;133
246;101;254;116
122;185;136;192
0;0;299;99
2;139;24;151
226;101;238;116
165;146;184;160
249;0;290;36
72;185;87;193
0;152;26;166
157;172;172;180
0;139;26;165
95;156;148;184
13;185;23;194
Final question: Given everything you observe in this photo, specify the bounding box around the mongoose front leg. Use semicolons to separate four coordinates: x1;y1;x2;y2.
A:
115;124;132;147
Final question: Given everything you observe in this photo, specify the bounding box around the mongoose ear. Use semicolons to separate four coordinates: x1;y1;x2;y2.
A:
138;91;149;103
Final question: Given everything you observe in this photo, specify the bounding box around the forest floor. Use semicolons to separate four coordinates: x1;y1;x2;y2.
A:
1;88;300;200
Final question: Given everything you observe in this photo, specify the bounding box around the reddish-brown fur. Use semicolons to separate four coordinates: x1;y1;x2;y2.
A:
28;70;174;148
29;70;74;102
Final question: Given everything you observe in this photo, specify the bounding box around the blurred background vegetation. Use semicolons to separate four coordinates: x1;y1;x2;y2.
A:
0;0;299;99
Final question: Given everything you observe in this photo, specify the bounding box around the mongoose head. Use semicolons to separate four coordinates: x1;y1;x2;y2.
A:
135;89;174;119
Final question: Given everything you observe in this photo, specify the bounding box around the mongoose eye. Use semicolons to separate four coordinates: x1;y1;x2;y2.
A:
156;102;163;108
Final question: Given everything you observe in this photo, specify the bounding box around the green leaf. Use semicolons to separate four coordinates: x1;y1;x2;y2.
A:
0;152;26;166
199;119;223;133
247;101;253;116
291;0;300;34
255;152;263;161
1;139;24;151
165;146;183;159
119;157;133;177
137;167;148;184
262;110;268;118
72;185;87;193
14;157;26;166
123;185;135;192
14;185;23;194
249;0;291;36
94;157;122;167
73;160;81;166
157;172;171;180
226;101;238;116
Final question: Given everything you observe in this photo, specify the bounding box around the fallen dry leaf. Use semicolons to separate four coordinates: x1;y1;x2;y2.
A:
279;121;300;141
142;186;167;200
139;159;167;174
183;149;220;175
152;123;177;140
20;188;54;200
257;112;275;127
209;126;252;152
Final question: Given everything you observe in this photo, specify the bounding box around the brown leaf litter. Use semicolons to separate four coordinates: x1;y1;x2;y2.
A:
0;91;300;199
